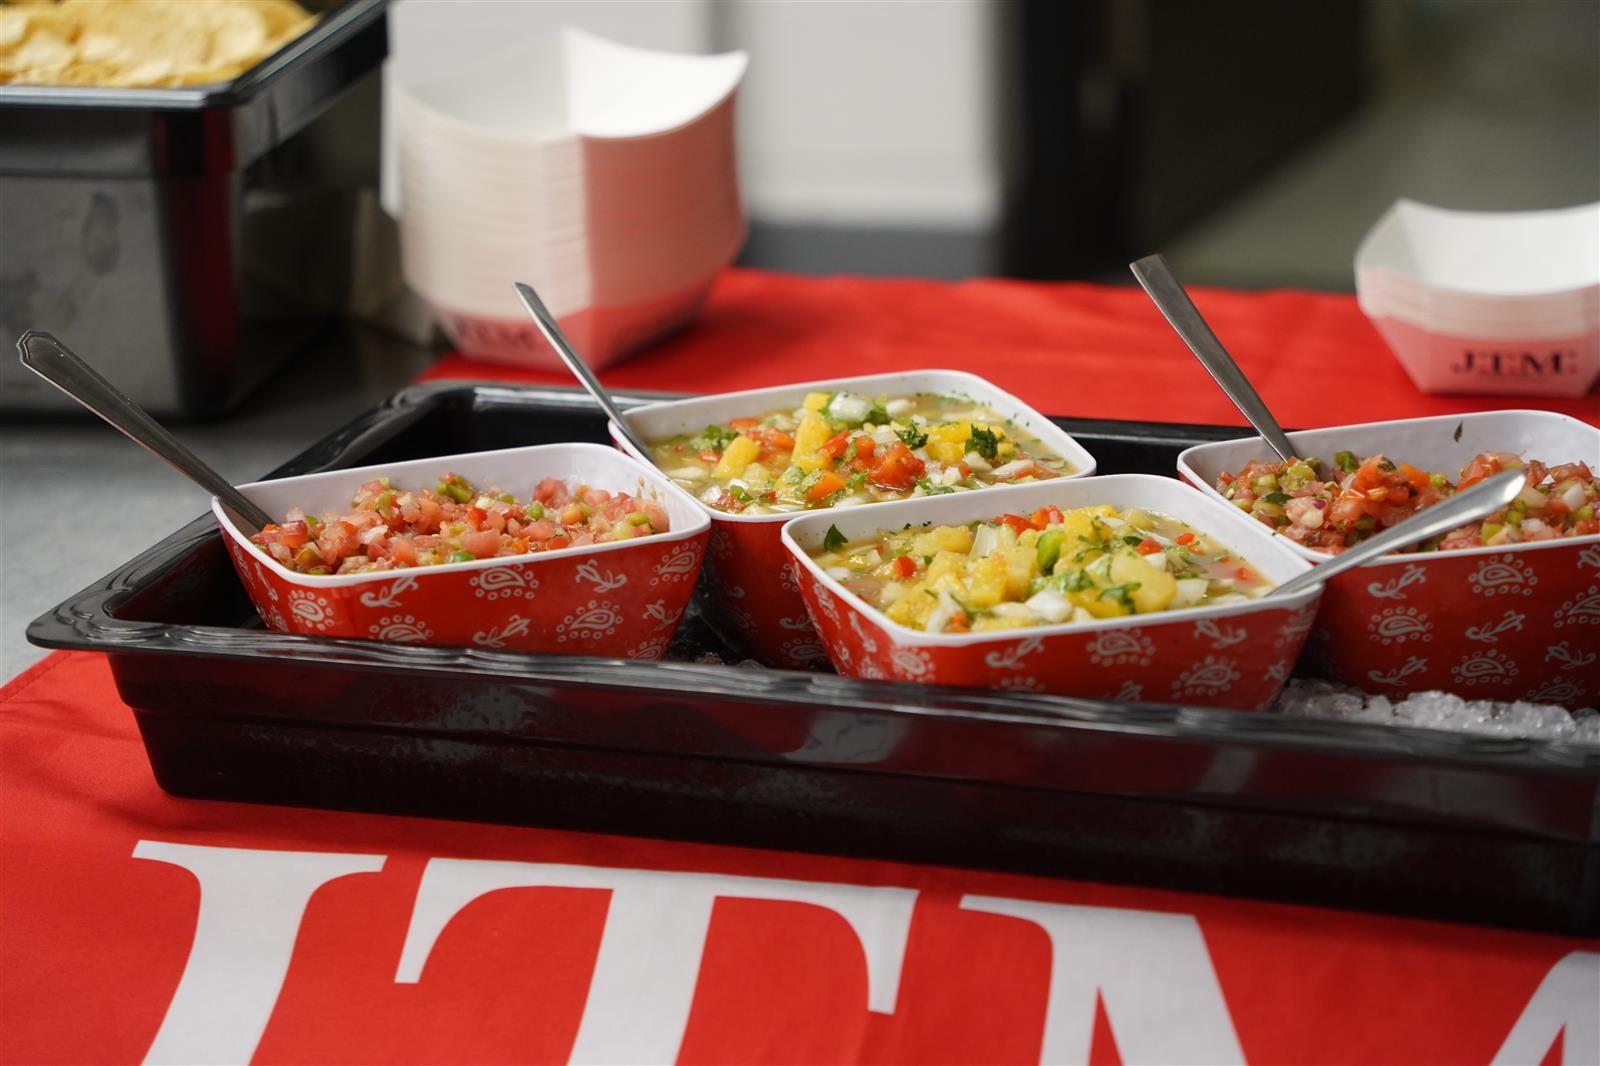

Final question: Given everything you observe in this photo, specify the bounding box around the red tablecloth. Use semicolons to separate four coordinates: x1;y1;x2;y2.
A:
421;270;1599;426
3;272;1597;1066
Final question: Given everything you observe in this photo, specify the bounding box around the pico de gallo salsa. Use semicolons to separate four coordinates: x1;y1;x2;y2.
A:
1217;451;1600;554
648;391;1072;516
250;474;670;575
811;504;1271;634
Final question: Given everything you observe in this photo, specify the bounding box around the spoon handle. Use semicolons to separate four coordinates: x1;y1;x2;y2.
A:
513;283;655;457
1129;254;1300;463
16;330;276;532
1269;468;1527;599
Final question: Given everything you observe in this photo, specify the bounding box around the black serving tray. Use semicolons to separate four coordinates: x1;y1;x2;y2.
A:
29;382;1600;934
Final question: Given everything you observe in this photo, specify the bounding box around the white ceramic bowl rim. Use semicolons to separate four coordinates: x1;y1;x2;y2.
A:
780;473;1320;649
611;369;1100;525
1174;409;1600;563
213;442;711;588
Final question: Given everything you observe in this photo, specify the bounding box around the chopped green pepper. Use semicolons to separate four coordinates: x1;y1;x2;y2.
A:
448;550;476;563
375;490;395;520
1334;450;1359;473
1036;530;1065;573
525;501;544;521
437;475;474;504
628;512;651;525
1264;491;1292;505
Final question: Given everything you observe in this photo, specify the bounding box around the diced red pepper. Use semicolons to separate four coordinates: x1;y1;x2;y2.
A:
728;417;760;429
945;610;970;634
1235;566;1254;581
1137;538;1161;555
997;514;1034;536
818;430;852;461
807;471;847;502
1175;531;1196;545
1031;506;1063;529
893;553;918;579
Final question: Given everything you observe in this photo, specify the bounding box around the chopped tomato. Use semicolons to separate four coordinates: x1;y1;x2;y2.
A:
851;437;876;466
870;442;925;490
818;430;852;461
274;520;309;550
1398;462;1430;491
1175;531;1196;546
728;417;761;429
893;553;919;579
460;530;500;558
1137;538;1162;555
1031;506;1064;529
1457;453;1507;489
698;448;721;464
1235;566;1254;580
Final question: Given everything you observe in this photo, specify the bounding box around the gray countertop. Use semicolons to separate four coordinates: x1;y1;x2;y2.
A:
0;325;441;682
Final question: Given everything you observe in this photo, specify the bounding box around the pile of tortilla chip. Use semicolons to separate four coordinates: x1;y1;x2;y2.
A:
0;0;317;87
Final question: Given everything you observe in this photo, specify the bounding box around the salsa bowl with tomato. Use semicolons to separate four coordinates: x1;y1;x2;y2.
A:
610;370;1099;666
1177;410;1600;704
213;443;711;657
780;474;1320;709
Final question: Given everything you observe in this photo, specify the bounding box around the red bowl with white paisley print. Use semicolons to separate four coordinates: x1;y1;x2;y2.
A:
1177;410;1600;705
610;370;1099;668
780;475;1322;710
211;443;710;659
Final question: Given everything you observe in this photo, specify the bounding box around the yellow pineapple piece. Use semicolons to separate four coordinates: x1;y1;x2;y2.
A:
973;615;1032;633
965;554;1008;607
1110;553;1177;613
711;435;761;480
924;422;972;465
803;391;831;412
1002;544;1036;601
790;412;832;472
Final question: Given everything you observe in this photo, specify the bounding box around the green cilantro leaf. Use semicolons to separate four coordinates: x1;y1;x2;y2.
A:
966;425;1001;461
823;524;847;552
896;425;929;449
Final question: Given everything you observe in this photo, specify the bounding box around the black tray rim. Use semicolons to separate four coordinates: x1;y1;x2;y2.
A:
26;379;1600;776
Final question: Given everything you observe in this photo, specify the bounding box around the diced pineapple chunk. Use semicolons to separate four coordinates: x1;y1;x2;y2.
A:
1110;553;1177;613
803;392;831;412
791;413;832;472
743;463;771;489
966;554;1009;607
711;435;761;480
925;550;965;585
1082;595;1133;619
924;422;972;465
887;587;934;627
1002;544;1035;600
911;524;973;557
1058;509;1104;544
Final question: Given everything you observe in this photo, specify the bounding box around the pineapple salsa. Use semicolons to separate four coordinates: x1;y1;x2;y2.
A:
646;391;1072;516
811;505;1272;635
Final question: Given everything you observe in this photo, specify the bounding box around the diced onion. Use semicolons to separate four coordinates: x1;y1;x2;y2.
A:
1099;516;1125;528
1024;588;1073;623
886;398;914;417
1559;482;1587;511
669;466;707;481
1171;578;1209;608
925;591;959;634
964;452;992;473
971;524;1001;559
828;393;871;424
989;459;1034;480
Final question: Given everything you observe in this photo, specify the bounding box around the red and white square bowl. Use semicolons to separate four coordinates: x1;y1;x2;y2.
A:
780;474;1321;710
213;443;710;659
610;370;1099;668
1177;410;1600;705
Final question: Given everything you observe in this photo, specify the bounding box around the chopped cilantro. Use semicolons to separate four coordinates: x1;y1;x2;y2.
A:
896;424;929;449
1122;535;1143;547
966;425;1001;461
727;484;752;503
866;401;891;426
823;524;847;552
1061;570;1093;592
1264;491;1292;504
693;424;739;451
1101;582;1140;609
916;476;955;495
1453;421;1464;442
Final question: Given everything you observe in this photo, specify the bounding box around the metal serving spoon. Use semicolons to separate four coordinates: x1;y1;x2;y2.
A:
15;330;276;532
1129;253;1299;463
513;282;654;458
1268;468;1525;599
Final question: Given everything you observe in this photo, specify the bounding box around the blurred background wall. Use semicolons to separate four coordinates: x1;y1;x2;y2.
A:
388;0;1600;291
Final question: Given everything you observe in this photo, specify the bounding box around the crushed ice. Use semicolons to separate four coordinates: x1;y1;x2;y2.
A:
1273;679;1600;746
